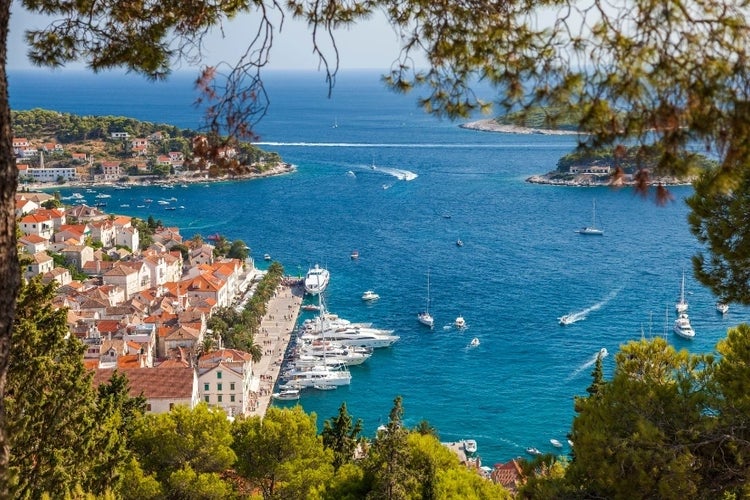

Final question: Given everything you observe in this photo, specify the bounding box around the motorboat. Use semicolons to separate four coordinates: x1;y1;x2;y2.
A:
463;439;477;454
550;439;563;448
716;302;729;314
676;270;688;313
350;250;359;259
313;384;337;391
469;337;480;347
281;365;352;388
576;199;604;235
301;304;321;312
598;347;608;358
272;389;300;401
456;239;464;247
304;264;330;295
559;314;574;325
361;290;380;301
418;270;434;328
455;316;466;329
299;328;400;349
673;312;695;339
264;253;271;261
526;447;542;456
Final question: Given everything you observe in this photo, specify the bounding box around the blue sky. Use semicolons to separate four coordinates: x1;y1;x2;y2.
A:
8;7;410;72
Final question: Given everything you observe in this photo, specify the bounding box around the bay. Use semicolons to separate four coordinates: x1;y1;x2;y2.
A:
11;69;745;465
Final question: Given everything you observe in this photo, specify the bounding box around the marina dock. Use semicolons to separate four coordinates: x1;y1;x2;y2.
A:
247;279;303;417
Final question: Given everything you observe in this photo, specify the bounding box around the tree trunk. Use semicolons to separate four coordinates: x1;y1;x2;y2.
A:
0;0;20;493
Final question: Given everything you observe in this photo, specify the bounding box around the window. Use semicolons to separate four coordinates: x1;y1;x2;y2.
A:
204;395;209;403
217;395;223;403
204;383;209;391
169;403;174;410
230;382;235;391
216;371;222;379
217;383;222;391
230;395;235;402
146;404;152;412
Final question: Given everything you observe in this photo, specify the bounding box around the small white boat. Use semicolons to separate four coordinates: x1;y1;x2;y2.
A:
455;316;466;329
550;439;563;448
264;253;271;261
272;389;300;401
313;384;337;391
301;304;321;312
361;290;380;301
576;199;604;235
567;439;574;447
304;264;330;295
716;302;729;314
673;312;695;339
559;314;575;325
418;270;434;328
469;337;480;347
598;347;608;358
526;447;542;456
456;239;464;247
346;170;355;177
463;439;477;454
350;250;359;259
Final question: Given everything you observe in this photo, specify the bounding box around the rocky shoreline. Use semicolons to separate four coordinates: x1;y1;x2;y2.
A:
525;173;694;187
22;161;296;192
459;118;581;136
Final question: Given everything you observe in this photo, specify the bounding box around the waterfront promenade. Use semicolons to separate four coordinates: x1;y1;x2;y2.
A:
248;279;304;417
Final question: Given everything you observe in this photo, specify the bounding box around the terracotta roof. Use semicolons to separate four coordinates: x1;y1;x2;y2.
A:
91;367;195;399
491;460;523;490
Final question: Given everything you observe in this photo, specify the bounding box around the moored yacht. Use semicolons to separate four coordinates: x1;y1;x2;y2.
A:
418;270;434;328
280;364;352;388
673;312;695;339
304;264;330;295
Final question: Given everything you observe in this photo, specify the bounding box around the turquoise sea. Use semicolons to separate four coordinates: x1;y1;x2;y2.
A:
10;69;747;466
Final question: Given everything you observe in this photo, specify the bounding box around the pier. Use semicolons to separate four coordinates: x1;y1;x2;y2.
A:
247;279;303;417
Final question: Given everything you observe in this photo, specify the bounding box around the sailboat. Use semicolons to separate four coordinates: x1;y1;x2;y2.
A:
675;270;688;313
417;271;434;328
576;199;604;235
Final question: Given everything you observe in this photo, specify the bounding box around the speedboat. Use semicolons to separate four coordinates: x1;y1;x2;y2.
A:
716;302;729;314
456;239;464;247
281;365;352;388
350;250;359;259
304;264;330;295
455;316;466;329
550;439;563;448
559;314;574;325
361;290;380;301
264;253;271;261
469;337;480;347
313;384;337;391
526;447;542;456
673;312;695;339
463;439;477;454
272;389;300;401
301;304;321;312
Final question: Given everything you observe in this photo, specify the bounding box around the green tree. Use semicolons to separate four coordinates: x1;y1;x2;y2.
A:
129;403;236;485
231;406;333;499
167;465;234;500
363;396;411;500
566;338;707;498
4;278;132;497
227;239;249;260
321;402;363;471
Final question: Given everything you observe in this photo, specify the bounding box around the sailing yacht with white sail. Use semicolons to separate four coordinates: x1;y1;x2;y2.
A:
417;270;434;328
675;270;688;313
576;199;604;235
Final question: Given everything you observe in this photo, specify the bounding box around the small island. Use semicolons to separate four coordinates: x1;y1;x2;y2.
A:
461;108;714;187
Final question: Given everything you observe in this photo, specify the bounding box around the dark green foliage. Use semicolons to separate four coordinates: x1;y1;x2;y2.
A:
556;144;717;176
363;396;412;500
4;278;133;497
322;402;363;471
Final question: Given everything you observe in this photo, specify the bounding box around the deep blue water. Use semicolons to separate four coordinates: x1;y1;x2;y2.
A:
11;69;747;465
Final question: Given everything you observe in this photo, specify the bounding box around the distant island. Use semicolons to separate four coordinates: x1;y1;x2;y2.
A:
12;108;291;189
460;108;714;186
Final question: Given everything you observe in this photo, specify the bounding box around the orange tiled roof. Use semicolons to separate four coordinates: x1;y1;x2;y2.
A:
91;367;194;399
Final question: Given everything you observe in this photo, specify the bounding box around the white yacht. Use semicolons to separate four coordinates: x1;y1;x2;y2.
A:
673;312;695;339
361;290;380;301
576;199;604;235
417;271;434;328
455;316;466;329
716;302;729;314
299;328;399;348
304;264;330;295
272;389;301;401
281;364;352;388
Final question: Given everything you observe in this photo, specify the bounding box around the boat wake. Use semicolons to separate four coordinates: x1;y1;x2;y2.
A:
559;286;623;325
567;348;609;381
375;166;418;181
